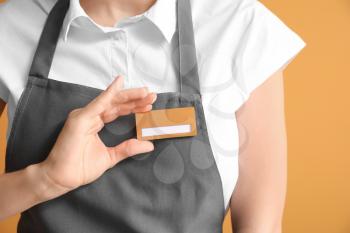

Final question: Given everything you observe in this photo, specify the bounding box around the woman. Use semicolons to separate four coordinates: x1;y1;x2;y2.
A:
0;0;306;232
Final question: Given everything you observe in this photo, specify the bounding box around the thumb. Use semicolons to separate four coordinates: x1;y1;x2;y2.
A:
107;139;154;168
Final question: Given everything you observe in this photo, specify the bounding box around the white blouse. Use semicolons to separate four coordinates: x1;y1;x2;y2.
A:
0;0;306;213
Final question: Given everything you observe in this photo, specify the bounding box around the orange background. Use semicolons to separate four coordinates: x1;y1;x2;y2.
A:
1;0;350;232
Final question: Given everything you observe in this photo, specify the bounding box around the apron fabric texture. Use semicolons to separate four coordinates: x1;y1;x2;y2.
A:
5;0;226;232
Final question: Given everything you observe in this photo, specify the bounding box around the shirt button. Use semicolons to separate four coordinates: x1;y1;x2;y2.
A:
113;31;125;40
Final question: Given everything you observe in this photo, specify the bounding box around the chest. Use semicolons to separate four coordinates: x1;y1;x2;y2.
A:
46;18;237;97
1;11;242;212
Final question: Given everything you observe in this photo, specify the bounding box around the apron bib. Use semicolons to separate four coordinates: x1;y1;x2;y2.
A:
5;0;226;232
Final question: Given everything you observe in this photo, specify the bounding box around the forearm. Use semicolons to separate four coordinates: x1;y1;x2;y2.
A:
231;201;284;233
0;163;66;220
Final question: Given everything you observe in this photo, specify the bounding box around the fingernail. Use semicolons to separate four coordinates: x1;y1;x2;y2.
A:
111;76;119;84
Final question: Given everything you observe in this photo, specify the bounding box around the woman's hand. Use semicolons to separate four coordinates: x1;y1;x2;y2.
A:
38;76;157;199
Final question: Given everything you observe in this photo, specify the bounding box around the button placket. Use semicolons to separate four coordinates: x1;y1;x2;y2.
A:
110;31;129;88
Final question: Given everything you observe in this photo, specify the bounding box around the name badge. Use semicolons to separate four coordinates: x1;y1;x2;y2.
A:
135;107;197;141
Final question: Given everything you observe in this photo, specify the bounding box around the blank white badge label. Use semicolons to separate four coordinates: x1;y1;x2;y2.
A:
141;124;192;137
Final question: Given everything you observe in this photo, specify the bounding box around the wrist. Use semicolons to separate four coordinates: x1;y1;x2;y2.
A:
25;163;70;203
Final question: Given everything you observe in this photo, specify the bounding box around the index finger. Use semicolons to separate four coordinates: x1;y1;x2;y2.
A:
82;76;125;117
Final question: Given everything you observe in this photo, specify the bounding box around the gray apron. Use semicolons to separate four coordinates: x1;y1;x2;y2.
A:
5;0;226;232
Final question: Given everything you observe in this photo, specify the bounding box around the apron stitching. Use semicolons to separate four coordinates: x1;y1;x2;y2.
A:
7;82;34;164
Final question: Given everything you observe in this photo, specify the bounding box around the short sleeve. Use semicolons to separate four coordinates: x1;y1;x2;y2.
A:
235;1;306;101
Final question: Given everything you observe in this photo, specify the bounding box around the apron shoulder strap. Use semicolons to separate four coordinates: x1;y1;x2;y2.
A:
177;0;201;95
29;0;70;79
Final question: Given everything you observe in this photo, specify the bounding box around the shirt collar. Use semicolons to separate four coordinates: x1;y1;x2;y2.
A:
62;0;177;42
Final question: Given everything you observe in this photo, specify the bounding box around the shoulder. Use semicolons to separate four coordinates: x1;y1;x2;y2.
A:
190;0;256;25
190;0;260;58
191;0;306;108
0;0;56;28
0;0;57;100
0;0;57;43
190;0;292;44
0;0;57;49
0;0;56;17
